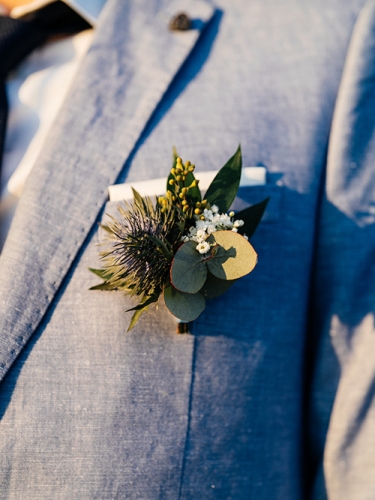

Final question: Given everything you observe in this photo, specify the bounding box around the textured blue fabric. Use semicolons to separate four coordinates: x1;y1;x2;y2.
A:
0;0;373;498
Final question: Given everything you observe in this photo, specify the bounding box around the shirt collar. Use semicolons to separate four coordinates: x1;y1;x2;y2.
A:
11;0;106;27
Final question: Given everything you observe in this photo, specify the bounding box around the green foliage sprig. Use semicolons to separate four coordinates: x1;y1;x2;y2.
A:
90;145;269;331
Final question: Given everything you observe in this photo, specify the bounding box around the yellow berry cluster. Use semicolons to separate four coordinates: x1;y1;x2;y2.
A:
158;156;208;217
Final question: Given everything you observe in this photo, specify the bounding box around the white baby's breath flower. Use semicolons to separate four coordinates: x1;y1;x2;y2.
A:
185;208;243;245
181;235;189;242
196;241;210;254
220;213;231;224
203;209;213;221
196;220;207;231
217;213;233;229
196;229;207;241
243;234;249;240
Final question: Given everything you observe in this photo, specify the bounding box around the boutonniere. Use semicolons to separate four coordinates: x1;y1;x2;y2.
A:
90;146;268;332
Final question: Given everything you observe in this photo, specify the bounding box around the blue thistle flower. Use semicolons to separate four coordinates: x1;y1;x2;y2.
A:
94;196;185;299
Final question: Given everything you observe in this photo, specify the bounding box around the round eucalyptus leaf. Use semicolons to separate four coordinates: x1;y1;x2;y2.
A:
164;285;206;321
207;231;257;280
201;271;237;299
170;241;208;293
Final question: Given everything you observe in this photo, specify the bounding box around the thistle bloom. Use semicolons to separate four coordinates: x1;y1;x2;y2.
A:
99;198;183;297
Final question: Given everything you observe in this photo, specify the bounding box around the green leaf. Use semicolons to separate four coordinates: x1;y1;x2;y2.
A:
164;285;205;321
89;282;117;291
89;267;109;279
200;271;237;299
167;147;179;194
170;241;207;293
126;293;159;312
128;309;146;332
89;267;118;290
126;294;159;331
204;145;242;212
131;187;144;205
185;171;201;204
236;197;269;239
146;234;173;260
207;230;257;280
98;223;113;234
176;219;186;234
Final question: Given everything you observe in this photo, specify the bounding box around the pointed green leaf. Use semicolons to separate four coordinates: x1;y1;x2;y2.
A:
89;267;110;279
201;271;237;299
167;147;179;194
127;309;146;331
89;282;118;291
164;285;205;321
185;171;201;204
176;219;186;234
204;145;242;212
236;197;269;239
126;293;159;312
126;294;159;331
98;223;113;234
170;241;208;293
146;235;173;260
131;187;144;205
207;230;257;280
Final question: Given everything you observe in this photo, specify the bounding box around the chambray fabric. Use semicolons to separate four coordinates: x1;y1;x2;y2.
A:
0;0;373;498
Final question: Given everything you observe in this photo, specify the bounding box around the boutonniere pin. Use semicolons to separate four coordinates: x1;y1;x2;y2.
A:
90;146;268;332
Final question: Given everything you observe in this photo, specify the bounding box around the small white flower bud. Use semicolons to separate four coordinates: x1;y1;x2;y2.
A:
196;241;210;254
196;229;207;241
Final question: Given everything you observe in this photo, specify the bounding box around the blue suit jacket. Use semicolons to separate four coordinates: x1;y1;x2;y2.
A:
0;0;374;498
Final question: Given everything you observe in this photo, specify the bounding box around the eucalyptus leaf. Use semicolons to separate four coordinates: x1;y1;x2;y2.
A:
236;197;269;239
170;241;207;293
207;230;257;280
204;145;242;212
164;285;205;321
201;271;237;299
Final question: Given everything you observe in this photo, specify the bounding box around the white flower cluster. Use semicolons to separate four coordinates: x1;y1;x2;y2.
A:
181;204;246;254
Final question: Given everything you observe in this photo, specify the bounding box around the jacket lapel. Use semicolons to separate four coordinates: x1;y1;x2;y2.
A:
326;0;375;226
0;0;214;381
